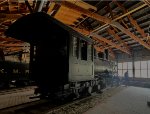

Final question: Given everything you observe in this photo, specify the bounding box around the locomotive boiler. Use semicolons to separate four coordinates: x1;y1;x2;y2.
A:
5;12;102;99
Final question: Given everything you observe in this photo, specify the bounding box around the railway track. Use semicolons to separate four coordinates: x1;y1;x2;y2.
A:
46;86;124;114
0;86;37;95
0;86;124;114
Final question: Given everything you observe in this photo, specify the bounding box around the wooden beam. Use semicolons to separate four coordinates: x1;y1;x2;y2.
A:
5;48;23;52
0;14;22;20
5;47;22;50
91;3;147;33
60;1;150;50
94;39;109;50
106;2;114;19
66;0;97;11
54;10;80;20
55;7;82;18
112;26;120;33
115;1;147;38
111;22;150;50
55;15;79;24
142;0;150;6
0;0;7;6
121;19;129;29
73;27;91;36
0;43;25;47
94;45;104;52
25;0;33;13
97;38;108;48
47;2;55;14
128;15;147;37
60;1;111;24
8;0;18;13
107;28;131;52
0;37;22;42
108;48;115;59
92;35;130;54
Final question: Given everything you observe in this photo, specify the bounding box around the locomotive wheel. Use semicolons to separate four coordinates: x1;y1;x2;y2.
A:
97;84;103;93
88;86;92;95
97;84;101;90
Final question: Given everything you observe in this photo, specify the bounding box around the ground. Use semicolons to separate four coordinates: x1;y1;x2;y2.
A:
84;86;150;114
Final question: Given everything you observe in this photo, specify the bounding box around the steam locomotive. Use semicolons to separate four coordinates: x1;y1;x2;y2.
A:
0;61;29;89
5;12;113;99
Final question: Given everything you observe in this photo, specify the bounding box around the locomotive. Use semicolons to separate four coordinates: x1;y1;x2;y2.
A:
5;12;112;99
0;61;29;89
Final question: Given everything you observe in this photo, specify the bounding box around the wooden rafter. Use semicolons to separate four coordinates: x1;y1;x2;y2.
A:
55;16;79;25
111;22;150;50
98;39;108;49
95;39;108;51
59;1;150;50
5;47;22;50
25;0;33;13
8;0;19;13
0;14;22;20
0;43;25;47
73;27;90;35
108;48;115;59
5;48;23;53
120;19;129;29
0;37;22;42
59;1;111;24
92;35;130;54
93;32;107;52
91;3;147;33
142;0;150;6
107;28;131;53
106;1;114;19
55;8;82;18
94;45;104;52
115;1;147;38
47;2;55;14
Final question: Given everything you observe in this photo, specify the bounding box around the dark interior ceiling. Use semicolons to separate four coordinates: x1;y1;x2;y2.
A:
0;0;150;59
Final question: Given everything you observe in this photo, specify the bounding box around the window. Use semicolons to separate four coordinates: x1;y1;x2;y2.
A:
148;60;150;69
135;70;141;78
98;52;104;59
118;63;122;69
123;62;127;69
94;49;97;58
148;69;150;78
81;40;87;60
135;61;140;69
90;45;93;61
148;61;150;78
128;70;133;77
105;49;108;60
127;62;132;69
72;37;79;58
141;70;147;78
87;44;92;61
118;70;122;77
141;61;147;69
117;60;150;78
